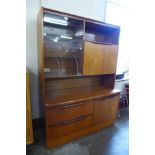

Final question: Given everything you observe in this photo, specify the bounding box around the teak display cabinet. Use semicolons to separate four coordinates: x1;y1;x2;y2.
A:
37;7;120;148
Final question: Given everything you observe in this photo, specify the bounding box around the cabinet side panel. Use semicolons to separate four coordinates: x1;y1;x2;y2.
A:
37;8;45;99
83;42;119;76
26;72;34;144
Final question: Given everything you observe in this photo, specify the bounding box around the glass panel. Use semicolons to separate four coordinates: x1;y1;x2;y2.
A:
43;12;84;78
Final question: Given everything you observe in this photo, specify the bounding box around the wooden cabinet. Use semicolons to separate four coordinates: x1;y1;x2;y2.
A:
37;8;120;148
93;95;120;125
26;72;34;144
83;42;118;75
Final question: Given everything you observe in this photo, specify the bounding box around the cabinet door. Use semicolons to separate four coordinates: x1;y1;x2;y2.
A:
101;44;118;74
83;41;102;75
83;41;118;75
93;95;119;125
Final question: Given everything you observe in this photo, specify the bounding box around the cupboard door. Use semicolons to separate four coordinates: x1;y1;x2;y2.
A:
83;42;101;75
93;95;119;125
83;41;118;75
100;44;118;74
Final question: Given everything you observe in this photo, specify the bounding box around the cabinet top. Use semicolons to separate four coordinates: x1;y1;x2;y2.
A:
44;86;120;108
41;7;120;30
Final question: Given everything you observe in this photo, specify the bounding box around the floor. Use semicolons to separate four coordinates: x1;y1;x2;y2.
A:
27;108;129;155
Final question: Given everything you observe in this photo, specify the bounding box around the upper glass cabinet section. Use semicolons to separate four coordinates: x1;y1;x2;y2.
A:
43;12;84;78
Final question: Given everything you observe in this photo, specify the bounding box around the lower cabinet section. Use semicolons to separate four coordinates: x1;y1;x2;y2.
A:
45;94;120;148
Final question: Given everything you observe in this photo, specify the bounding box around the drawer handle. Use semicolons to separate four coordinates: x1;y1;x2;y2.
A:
55;101;86;109
90;41;113;45
95;95;116;101
48;115;88;128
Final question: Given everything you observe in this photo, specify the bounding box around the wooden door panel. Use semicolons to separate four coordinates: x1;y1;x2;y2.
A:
83;42;101;75
93;95;119;125
83;42;118;75
101;45;118;74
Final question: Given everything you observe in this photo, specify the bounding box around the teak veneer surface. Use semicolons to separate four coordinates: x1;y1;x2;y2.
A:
46;100;93;125
44;86;120;107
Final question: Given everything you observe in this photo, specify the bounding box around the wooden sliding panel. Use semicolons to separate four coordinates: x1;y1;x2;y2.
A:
83;41;118;75
93;95;120;125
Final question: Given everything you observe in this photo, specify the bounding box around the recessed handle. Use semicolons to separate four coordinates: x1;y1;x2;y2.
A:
48;115;87;128
95;95;116;101
89;41;113;45
55;101;86;109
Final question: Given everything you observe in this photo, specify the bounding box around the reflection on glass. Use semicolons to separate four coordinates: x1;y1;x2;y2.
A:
43;12;84;78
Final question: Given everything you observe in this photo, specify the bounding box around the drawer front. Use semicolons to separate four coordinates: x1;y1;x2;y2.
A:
93;94;120;125
46;100;93;126
46;115;93;140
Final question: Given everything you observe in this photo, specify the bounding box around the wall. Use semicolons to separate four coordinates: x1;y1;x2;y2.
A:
42;0;106;21
26;0;106;119
26;0;41;119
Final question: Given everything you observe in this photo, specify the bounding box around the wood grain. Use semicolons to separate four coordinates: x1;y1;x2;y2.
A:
46;115;93;140
100;44;118;74
44;86;120;107
46;100;93;125
46;118;115;148
37;8;45;98
45;76;101;93
26;72;34;144
93;94;120;125
83;41;118;75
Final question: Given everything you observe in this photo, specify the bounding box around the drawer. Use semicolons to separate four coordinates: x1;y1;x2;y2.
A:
46;115;93;140
46;100;93;126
